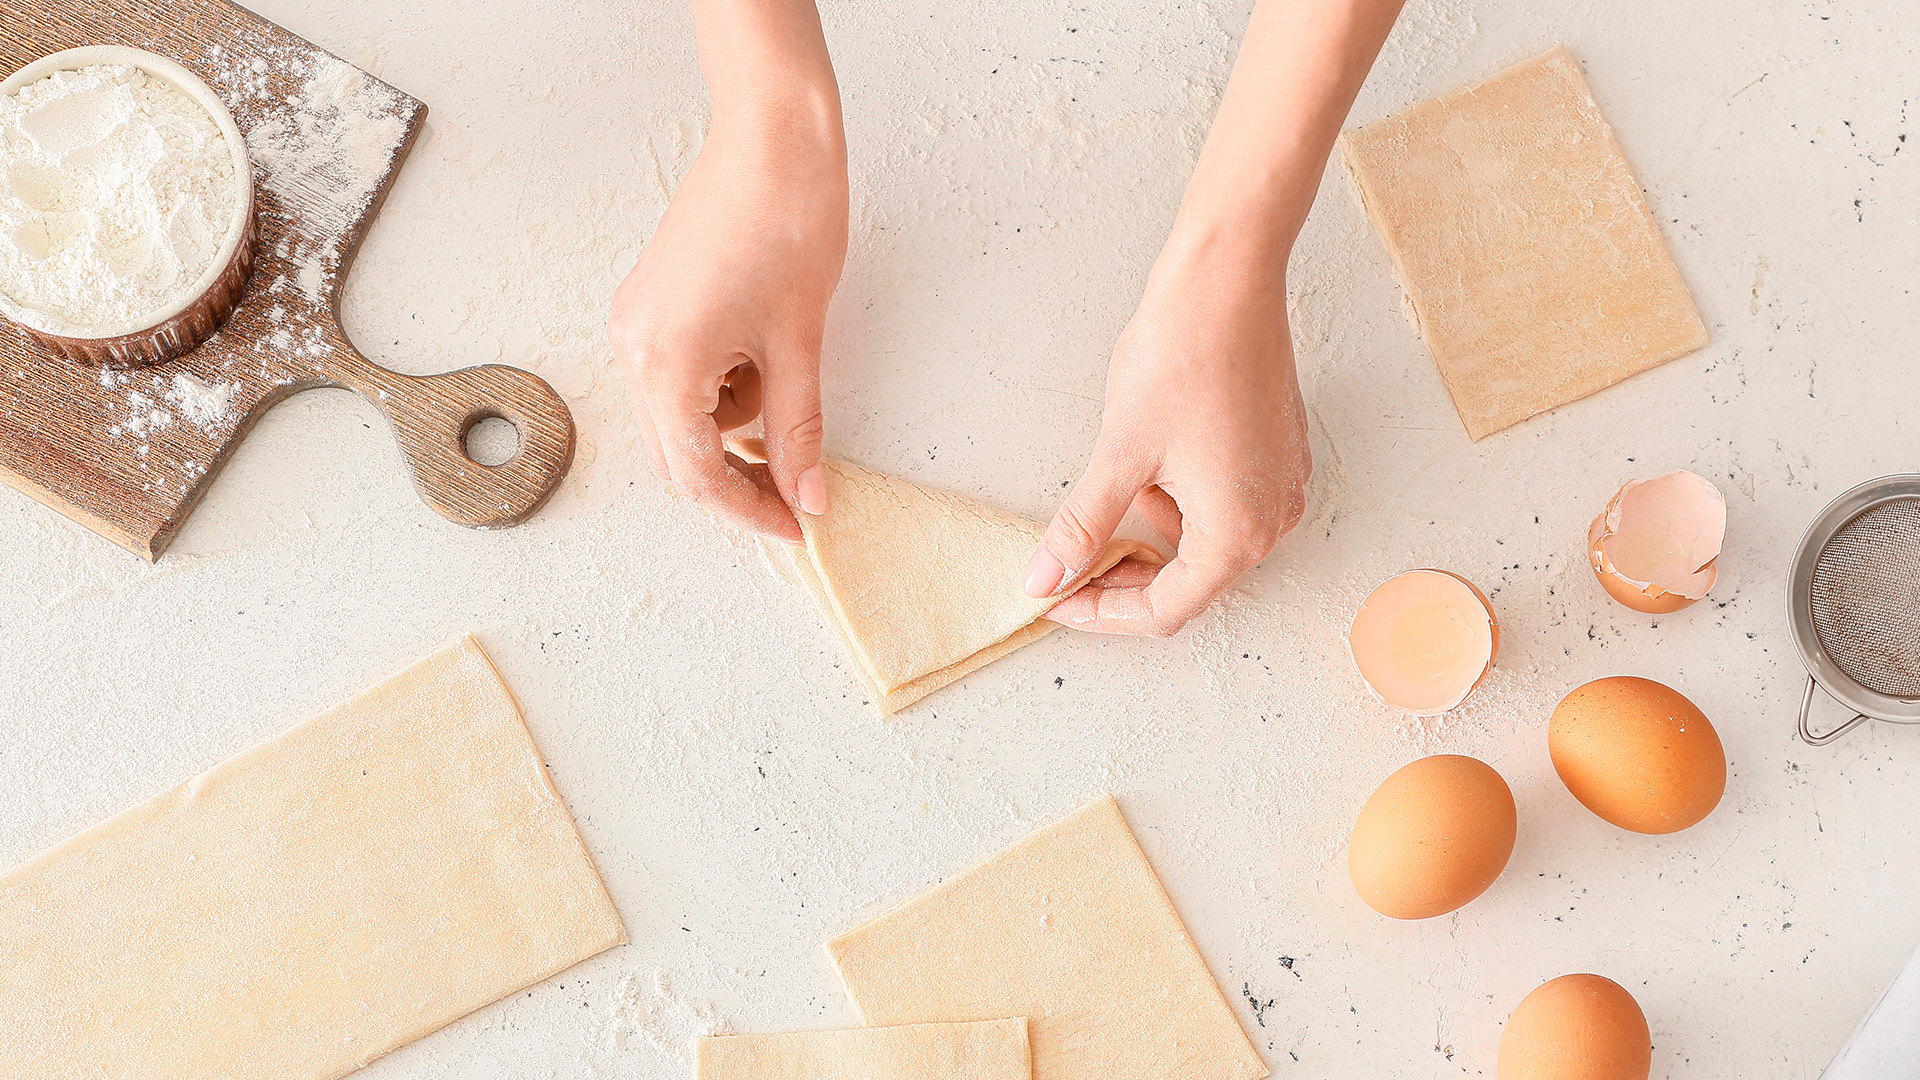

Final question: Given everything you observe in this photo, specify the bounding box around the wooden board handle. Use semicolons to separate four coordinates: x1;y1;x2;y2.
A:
339;358;576;530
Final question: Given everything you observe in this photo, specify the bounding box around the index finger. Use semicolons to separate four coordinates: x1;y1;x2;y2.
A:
1041;547;1246;637
652;401;803;543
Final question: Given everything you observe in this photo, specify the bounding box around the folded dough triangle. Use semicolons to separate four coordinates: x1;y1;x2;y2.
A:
734;441;1158;716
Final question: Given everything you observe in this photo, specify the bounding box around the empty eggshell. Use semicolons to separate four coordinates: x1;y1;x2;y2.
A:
1497;973;1652;1080
1549;676;1726;834
1587;470;1726;614
1348;570;1499;715
1347;754;1517;920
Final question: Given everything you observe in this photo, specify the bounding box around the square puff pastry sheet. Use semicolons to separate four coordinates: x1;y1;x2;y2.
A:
0;635;626;1080
1341;44;1708;440
828;795;1267;1080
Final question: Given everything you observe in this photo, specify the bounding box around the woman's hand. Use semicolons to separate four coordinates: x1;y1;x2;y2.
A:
1027;230;1311;636
1026;0;1403;635
611;0;847;543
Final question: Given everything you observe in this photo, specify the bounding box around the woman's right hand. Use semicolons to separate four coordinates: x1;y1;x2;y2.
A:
611;0;848;543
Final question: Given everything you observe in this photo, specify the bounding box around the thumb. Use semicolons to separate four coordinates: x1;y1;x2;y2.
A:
759;353;828;517
1025;445;1147;598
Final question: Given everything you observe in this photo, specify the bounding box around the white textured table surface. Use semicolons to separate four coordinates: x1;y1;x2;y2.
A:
2;0;1915;1076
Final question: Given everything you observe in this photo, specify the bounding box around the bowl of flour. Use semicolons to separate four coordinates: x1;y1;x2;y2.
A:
0;46;255;368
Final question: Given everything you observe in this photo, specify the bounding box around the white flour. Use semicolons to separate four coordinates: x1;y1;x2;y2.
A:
0;63;239;333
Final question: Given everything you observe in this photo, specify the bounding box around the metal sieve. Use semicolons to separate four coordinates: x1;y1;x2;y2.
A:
1787;474;1920;745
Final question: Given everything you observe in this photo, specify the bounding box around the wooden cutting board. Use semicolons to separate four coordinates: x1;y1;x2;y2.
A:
0;0;576;560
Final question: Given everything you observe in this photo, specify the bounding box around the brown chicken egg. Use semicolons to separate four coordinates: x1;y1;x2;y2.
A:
1498;973;1652;1080
1549;677;1725;834
1347;754;1517;920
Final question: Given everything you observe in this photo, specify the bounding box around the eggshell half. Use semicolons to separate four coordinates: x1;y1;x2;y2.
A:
1549;676;1726;834
1348;570;1499;715
1498;973;1652;1080
1348;754;1517;920
1587;470;1726;614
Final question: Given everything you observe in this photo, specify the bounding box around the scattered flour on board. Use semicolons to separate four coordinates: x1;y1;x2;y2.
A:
242;53;406;302
64;48;414;452
96;367;175;440
168;372;238;430
94;358;236;441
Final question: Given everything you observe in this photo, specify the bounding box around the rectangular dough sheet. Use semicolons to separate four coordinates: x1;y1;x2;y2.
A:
696;1018;1032;1080
827;795;1266;1080
1340;44;1708;440
0;635;627;1080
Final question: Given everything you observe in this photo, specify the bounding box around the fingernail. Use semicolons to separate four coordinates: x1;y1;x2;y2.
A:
1023;545;1066;598
797;465;828;516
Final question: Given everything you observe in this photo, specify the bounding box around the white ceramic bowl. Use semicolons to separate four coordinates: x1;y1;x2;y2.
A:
0;45;256;368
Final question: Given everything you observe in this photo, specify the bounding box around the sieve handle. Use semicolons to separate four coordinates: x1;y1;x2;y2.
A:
1799;677;1871;746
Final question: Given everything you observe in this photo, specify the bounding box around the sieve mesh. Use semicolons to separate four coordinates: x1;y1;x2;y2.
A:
1810;497;1920;699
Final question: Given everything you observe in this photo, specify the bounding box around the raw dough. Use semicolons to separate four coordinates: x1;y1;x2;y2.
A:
0;635;626;1080
827;795;1267;1080
732;440;1159;716
696;1018;1032;1080
1339;45;1708;441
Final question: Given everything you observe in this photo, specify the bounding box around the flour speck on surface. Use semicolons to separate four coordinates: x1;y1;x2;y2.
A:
588;971;728;1067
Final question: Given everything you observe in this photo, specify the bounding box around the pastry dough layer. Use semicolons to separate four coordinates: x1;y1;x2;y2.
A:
828;795;1267;1080
0;635;626;1080
1340;45;1707;440
696;1018;1032;1080
734;440;1157;715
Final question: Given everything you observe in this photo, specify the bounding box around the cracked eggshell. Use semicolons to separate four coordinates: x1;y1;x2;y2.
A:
1587;470;1726;614
1348;569;1499;716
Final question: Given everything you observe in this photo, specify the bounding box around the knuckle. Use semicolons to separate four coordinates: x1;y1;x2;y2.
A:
1049;501;1105;561
624;326;703;383
1145;618;1184;639
1219;507;1281;565
633;340;680;380
631;348;681;391
1147;594;1210;638
1245;517;1284;560
1139;591;1196;639
668;466;717;503
612;313;661;358
1275;489;1308;535
1092;432;1149;477
779;410;825;455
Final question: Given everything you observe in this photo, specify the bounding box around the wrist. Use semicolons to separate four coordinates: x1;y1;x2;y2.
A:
693;0;846;164
1168;134;1323;254
1152;209;1289;299
710;74;845;158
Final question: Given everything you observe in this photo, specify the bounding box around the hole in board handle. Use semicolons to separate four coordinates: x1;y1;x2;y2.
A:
463;414;521;467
